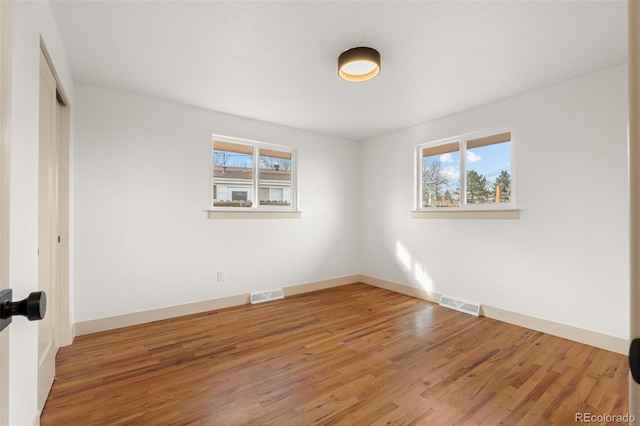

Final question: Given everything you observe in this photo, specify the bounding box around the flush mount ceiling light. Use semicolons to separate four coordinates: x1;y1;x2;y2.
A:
338;47;380;82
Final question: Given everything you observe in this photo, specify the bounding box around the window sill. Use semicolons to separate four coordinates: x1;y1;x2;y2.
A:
411;209;519;219
206;209;303;219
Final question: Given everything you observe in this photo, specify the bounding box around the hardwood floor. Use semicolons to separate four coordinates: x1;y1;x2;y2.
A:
41;283;629;425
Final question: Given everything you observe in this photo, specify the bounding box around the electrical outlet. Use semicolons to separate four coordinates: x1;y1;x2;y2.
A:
217;271;225;282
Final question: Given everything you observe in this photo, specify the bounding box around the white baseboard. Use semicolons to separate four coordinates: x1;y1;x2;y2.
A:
75;275;360;336
481;305;628;355
68;322;76;344
357;274;442;304
58;322;76;347
74;274;629;355
284;275;359;296
358;274;628;355
76;293;250;336
31;410;41;426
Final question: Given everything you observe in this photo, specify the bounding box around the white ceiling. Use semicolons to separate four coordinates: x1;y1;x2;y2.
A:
50;1;627;142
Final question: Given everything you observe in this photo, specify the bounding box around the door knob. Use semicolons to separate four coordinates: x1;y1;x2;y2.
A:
0;289;47;333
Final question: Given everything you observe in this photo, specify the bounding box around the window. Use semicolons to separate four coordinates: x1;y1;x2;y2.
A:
258;148;292;207
417;129;514;212
212;136;297;211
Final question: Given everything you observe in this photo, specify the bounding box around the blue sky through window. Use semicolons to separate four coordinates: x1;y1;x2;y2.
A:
424;141;511;191
466;141;511;181
214;151;253;168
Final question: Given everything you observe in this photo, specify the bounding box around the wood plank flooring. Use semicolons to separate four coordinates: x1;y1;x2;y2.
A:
41;283;629;425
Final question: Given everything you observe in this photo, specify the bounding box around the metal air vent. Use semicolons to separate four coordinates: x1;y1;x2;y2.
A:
439;295;481;316
250;289;285;304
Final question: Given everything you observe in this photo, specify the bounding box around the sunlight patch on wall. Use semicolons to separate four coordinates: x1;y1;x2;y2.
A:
414;260;434;293
396;241;412;271
395;241;436;294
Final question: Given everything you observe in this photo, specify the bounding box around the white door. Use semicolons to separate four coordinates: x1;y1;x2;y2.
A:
630;0;640;418
0;1;11;424
38;48;59;412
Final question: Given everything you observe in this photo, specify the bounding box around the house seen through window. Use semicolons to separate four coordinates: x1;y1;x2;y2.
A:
418;130;513;209
213;137;295;209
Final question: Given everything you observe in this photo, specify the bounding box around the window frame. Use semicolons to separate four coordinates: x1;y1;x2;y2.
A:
208;134;300;218
413;126;518;218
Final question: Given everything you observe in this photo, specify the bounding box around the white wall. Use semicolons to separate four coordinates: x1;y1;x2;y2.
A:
3;4;629;422
73;84;360;322
359;65;629;340
9;1;74;424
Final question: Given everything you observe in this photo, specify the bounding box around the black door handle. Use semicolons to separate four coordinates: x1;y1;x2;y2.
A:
631;338;640;384
0;289;47;333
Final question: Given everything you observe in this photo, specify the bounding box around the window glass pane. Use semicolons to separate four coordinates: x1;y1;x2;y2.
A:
259;187;270;201
422;143;460;208
231;190;248;201
213;141;254;207
259;149;291;206
465;137;511;204
270;188;283;201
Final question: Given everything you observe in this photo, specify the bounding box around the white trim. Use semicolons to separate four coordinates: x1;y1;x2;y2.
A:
212;133;298;211
76;293;250;336
481;305;628;355
75;275;358;336
629;0;640;416
75;274;627;355
410;209;519;219
68;322;76;343
284;275;359;296
0;1;11;424
31;410;40;426
416;125;514;212
358;274;627;354
358;274;442;304
206;209;302;219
